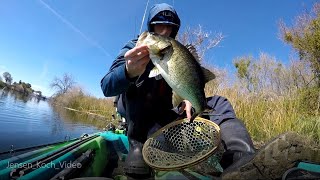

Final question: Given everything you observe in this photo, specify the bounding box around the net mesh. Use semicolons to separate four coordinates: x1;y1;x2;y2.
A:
142;117;222;170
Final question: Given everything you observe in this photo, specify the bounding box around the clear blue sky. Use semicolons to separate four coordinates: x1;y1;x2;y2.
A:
0;0;316;98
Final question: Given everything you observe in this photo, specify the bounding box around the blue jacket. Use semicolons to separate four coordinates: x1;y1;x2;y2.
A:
100;3;180;97
100;3;181;142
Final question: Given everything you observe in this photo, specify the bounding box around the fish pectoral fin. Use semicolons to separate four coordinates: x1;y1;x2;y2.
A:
149;66;161;78
201;66;216;83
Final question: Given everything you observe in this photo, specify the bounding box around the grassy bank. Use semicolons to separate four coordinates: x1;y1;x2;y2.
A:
50;84;319;144
50;90;116;128
208;86;320;144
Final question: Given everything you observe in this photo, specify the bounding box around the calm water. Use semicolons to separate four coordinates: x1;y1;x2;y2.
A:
0;90;101;153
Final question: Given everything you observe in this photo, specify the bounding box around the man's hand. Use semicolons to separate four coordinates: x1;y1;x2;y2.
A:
178;100;193;120
125;45;150;78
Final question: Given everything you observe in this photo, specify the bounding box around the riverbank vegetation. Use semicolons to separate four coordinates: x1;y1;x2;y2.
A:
48;73;116;126
50;87;115;124
205;56;319;143
0;72;45;98
50;2;320;144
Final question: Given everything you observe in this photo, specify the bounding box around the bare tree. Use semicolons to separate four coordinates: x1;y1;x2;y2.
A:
178;25;224;61
50;73;76;95
3;72;12;84
233;51;316;96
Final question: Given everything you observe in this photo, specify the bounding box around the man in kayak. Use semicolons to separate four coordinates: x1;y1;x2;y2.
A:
101;3;255;178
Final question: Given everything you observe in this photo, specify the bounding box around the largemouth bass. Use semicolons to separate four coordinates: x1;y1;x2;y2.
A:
137;31;215;120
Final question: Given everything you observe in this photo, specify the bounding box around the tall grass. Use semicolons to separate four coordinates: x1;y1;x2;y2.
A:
50;54;319;144
50;88;116;127
207;87;319;144
205;54;320;144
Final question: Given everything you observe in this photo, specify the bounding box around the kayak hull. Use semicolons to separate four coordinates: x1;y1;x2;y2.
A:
0;131;213;180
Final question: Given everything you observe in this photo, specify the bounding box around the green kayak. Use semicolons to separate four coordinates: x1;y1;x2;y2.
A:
0;131;213;180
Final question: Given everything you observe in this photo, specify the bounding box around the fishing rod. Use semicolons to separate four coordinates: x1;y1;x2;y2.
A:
10;134;98;178
0;136;82;157
139;0;150;35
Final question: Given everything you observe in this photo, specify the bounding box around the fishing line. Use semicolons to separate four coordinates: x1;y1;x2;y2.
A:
139;0;150;35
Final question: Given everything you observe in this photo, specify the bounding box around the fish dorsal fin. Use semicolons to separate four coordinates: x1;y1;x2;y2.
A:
186;44;200;62
149;66;161;78
201;66;216;83
185;44;215;83
172;91;184;107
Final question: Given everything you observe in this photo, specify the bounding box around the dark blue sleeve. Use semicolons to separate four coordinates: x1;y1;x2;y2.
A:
205;95;237;125
100;39;137;97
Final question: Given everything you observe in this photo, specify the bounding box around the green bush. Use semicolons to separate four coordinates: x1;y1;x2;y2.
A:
297;87;320;115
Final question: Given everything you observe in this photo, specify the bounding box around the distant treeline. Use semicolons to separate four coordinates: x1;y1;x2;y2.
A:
0;72;45;99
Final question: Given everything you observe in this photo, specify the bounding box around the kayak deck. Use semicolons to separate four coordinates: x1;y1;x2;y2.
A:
0;131;214;180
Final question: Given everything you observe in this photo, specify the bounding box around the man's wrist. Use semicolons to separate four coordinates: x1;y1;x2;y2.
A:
124;65;137;82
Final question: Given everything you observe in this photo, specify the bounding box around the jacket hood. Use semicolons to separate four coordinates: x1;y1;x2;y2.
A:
147;3;180;38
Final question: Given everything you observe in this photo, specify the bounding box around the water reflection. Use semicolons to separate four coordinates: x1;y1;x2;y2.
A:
51;105;111;130
0;89;100;153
